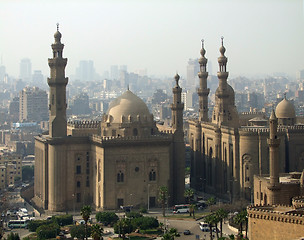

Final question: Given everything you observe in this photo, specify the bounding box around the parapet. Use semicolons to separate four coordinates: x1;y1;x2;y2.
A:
247;204;304;224
67;120;100;129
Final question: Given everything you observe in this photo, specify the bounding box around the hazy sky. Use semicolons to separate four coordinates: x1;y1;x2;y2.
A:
1;0;304;79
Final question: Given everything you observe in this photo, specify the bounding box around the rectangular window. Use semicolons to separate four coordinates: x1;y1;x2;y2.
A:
76;165;81;174
77;193;81;203
77;181;81;188
86;169;90;174
117;198;124;209
86;180;90;187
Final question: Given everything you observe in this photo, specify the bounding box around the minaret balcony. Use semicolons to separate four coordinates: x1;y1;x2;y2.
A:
198;72;208;78
217;72;229;79
197;88;210;96
267;138;280;147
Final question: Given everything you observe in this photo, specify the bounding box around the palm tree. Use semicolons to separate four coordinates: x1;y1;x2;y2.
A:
81;205;92;240
158;186;168;217
184;188;194;216
91;224;103;240
234;210;247;237
215;208;228;238
204;214;219;240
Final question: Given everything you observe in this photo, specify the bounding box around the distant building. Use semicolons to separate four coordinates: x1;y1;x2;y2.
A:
186;58;199;87
9;97;20;123
0;154;22;190
19;58;32;82
70;93;91;115
32;70;45;88
76;60;95;81
19;87;48;122
0;65;6;82
110;65;119;80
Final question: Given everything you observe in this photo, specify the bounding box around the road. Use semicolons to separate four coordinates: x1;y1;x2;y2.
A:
1;189;238;240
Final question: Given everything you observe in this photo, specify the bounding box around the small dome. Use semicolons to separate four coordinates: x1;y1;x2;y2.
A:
54;31;62;39
275;98;296;119
107;90;151;123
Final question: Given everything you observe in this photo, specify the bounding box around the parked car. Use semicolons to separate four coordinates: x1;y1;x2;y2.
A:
183;230;191;235
199;222;210;232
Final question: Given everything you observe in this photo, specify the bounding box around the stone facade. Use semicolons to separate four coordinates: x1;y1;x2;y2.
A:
189;40;304;202
248;203;304;240
32;29;185;212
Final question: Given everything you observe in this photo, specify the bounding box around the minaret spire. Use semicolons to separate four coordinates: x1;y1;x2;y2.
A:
212;37;230;126
268;109;280;187
197;39;210;122
171;73;184;131
47;25;68;138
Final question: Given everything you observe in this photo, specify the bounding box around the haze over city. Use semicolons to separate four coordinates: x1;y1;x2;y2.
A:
1;0;304;78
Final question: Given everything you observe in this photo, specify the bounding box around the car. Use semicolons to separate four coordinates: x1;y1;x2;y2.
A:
183;230;191;235
199;222;210;232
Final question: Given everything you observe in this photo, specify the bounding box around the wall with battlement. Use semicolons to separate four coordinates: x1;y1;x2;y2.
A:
67;121;100;136
248;205;304;240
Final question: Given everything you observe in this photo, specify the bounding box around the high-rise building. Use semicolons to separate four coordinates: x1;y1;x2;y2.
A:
19;58;32;82
110;65;119;80
0;65;6;82
76;60;95;81
19;87;48;122
186;58;199;88
32;70;44;85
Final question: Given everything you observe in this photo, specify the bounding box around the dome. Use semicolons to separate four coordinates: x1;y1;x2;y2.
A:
107;90;151;123
54;31;62;39
275;98;296;119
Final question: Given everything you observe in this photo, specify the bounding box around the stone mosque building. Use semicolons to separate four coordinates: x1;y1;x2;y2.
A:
33;28;185;212
189;39;304;202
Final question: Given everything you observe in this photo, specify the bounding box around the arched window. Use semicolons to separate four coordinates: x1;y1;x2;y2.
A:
117;171;124;183
149;169;156;181
133;128;138;136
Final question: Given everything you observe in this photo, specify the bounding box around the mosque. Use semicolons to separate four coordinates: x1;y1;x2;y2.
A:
189;38;304;202
33;28;185;212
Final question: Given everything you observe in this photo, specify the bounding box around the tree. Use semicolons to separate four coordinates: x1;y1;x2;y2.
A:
204;214;219;240
91;224;103;240
70;224;91;240
6;232;20;240
184;188;194;204
96;212;119;226
184;188;194;216
114;218;133;240
36;223;60;240
158;186;168;217
162;232;174;240
81;205;92;240
206;197;216;208
189;204;197;219
215;208;228;238
22;165;34;182
234;210;247;237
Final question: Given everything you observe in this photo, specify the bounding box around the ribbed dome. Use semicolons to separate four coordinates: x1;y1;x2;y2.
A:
275;98;296;119
107;90;151;123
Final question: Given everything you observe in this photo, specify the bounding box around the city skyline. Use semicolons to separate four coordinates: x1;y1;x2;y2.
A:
1;0;304;79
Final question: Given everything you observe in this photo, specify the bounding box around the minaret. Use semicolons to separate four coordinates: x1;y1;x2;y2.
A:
48;24;68;138
171;73;184;132
197;40;210;122
214;37;229;125
267;110;281;187
171;73;185;204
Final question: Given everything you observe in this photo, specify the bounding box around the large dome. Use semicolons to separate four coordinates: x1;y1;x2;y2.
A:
107;90;151;123
275;98;296;119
